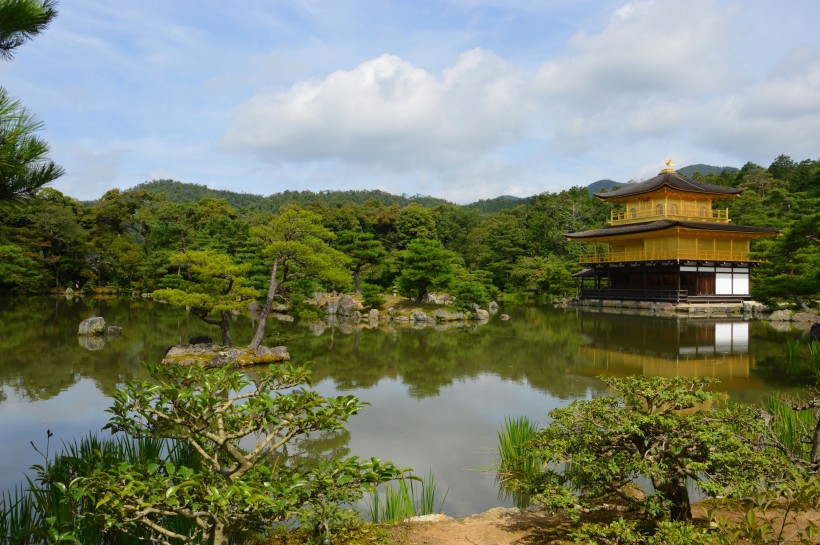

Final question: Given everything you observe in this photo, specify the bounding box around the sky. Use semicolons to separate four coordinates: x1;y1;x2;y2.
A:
2;0;820;204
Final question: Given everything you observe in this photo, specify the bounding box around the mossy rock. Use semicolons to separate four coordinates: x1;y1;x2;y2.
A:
162;344;290;367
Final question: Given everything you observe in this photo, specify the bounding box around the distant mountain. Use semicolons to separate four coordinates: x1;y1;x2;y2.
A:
586;179;623;195
463;195;528;213
128;179;451;210
677;164;739;178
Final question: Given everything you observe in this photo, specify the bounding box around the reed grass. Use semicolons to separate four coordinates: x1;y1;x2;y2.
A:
495;415;542;508
497;415;540;475
1;432;202;544
785;338;801;364
366;471;447;523
767;396;815;462
809;341;820;378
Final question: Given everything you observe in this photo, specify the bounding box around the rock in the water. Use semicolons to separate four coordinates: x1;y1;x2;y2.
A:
472;309;490;321
78;317;106;336
768;310;793;321
337;294;362;316
368;308;380;321
322;299;339;315
411;311;430;323
78;335;106;351
161;344;290;367
500;313;510;321
433;309;460;322
107;326;123;336
488;301;498;313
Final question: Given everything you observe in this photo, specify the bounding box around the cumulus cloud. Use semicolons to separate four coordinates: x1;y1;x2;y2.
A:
19;0;820;203
223;48;529;169
534;0;740;104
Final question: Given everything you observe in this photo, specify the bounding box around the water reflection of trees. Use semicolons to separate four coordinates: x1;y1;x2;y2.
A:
287;306;597;400
0;297;256;403
0;299;806;405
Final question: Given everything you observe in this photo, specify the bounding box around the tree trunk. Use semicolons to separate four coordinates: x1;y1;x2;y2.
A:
354;266;361;294
210;519;227;545
654;476;691;521
220;310;232;347
794;296;811;312
811;408;820;466
249;260;279;350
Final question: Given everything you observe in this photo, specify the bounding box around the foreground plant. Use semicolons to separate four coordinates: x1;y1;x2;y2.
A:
78;362;405;545
506;376;774;521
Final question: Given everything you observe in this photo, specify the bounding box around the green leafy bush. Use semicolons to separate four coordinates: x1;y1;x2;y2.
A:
75;362;407;545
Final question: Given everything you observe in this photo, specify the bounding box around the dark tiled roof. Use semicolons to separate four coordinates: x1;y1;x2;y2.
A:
565;220;779;239
595;172;742;199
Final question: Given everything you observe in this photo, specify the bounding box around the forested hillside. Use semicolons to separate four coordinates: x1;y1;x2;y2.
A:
677;164;739;178
128;179;452;211
0;155;817;307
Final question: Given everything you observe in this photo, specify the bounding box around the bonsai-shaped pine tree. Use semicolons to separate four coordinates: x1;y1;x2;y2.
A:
78;362;404;545
153;250;257;346
509;376;775;521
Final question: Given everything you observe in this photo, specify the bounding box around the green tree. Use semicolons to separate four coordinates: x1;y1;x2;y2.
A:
0;1;61;202
396;238;455;303
0;243;43;291
80;362;404;545
525;187;607;258
752;212;820;304
153;250;257;346
463;212;528;289
333;230;386;293
0;0;57;60
449;265;495;309
509;255;575;298
0;88;64;202
507;376;773;522
249;206;351;349
391;203;436;249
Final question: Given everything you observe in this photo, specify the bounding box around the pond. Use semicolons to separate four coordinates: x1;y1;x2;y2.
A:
0;296;814;517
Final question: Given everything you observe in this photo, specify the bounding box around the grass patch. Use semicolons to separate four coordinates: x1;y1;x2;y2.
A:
496;415;541;509
367;471;447;523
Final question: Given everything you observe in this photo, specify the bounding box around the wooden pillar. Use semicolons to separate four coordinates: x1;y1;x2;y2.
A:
677;265;681;303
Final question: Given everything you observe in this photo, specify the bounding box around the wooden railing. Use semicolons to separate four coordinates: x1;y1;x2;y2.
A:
609;209;730;225
580;288;688;302
578;250;757;264
579;288;748;303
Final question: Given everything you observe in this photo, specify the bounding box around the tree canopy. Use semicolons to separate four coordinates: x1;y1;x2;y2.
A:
0;155;815;306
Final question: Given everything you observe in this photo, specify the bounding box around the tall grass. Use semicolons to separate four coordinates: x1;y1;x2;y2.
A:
0;432;202;544
766;396;816;463
496;415;541;508
785;338;801;364
497;415;541;476
367;471;447;523
809;341;820;379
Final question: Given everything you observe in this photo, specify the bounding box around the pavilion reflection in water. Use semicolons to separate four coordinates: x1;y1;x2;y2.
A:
577;312;753;382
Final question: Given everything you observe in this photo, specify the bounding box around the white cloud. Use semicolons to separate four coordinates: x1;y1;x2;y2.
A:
8;0;820;202
534;0;740;104
223;48;529;169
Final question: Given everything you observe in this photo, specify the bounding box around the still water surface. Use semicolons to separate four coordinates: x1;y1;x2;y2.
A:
0;296;812;517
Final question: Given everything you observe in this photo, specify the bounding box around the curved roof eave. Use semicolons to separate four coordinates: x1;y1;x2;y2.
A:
564;220;779;239
594;172;743;200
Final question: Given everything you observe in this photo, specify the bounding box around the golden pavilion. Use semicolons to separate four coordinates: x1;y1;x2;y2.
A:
565;162;778;303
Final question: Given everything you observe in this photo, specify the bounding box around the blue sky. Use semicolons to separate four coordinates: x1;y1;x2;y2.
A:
3;0;820;203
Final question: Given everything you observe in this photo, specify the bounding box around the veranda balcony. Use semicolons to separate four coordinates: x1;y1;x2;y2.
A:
609;208;730;226
578;249;758;264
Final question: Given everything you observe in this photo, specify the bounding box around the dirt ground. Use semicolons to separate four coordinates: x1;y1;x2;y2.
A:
386;504;820;545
